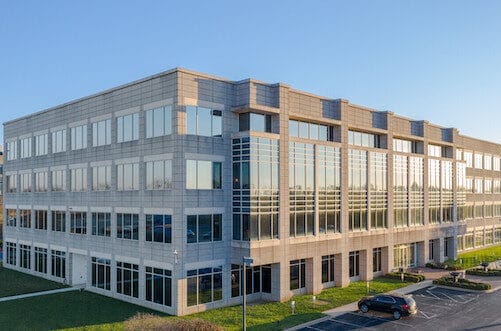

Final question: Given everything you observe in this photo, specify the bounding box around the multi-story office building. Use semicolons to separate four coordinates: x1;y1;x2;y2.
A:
2;68;501;315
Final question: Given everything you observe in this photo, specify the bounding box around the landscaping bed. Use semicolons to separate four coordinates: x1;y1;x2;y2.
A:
465;268;501;277
433;276;491;291
384;272;426;283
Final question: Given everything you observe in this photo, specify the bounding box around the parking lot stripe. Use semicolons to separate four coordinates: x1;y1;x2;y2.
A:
332;316;377;330
425;289;442;300
437;291;459;302
346;312;413;328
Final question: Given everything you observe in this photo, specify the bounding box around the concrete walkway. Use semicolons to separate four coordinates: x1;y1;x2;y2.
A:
0;285;85;302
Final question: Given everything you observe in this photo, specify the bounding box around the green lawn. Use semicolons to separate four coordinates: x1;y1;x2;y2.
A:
0;263;67;298
447;244;501;269
0;276;412;331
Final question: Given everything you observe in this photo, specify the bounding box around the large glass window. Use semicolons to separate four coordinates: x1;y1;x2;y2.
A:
230;264;272;297
71;125;87;150
51;250;66;278
146;214;172;243
117;113;139;143
289;119;330;141
35;171;48;192
348;149;368;231
427;144;442;157
187;106;222;137
91;257;111;290
348;130;380;148
290;259;306;290
393;138;418;153
146;106;172;138
370;152;387;229
187;267;222;306
146;160;172;190
187;214;222;243
239;112;271;133
349;251;360;277
464;151;473;168
474;153;483;169
34;133;48;156
6;174;17;193
484;154;492;170
373;247;382;272
91;212;111;237
92;165;111;191
116;213;139;240
393;155;408;227
52;129;66;153
6;140;17;160
35;247;47;273
35;210;47;230
289;143;315;237
52;169;66;191
20;173;32;192
20;137;32;158
186;160;222;189
6;242;17;266
428;159;441;224
146;267;172;306
92;119;111;147
317;146;341;234
6;209;17;227
393;243;417;268
117;262;139;298
70;167;87;192
117;163;139;191
322;255;335;283
70;211;87;234
51;210;66;232
19;209;31;228
494;156;500;171
20;244;31;269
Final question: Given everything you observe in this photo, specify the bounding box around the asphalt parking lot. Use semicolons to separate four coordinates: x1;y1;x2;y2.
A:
297;286;501;330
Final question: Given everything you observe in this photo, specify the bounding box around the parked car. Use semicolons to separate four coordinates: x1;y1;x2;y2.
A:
358;293;417;320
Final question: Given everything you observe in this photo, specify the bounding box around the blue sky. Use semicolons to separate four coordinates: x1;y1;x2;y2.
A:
1;0;501;144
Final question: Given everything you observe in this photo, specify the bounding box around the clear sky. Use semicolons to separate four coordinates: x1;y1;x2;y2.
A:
1;0;501;144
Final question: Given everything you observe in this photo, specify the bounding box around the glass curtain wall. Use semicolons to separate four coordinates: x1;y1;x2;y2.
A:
348;149;368;231
317;146;341;234
370;152;387;229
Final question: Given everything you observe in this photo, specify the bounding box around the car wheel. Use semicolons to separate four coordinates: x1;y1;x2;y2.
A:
393;310;401;320
360;304;369;313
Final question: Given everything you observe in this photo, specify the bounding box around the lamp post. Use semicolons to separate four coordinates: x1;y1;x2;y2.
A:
242;256;253;331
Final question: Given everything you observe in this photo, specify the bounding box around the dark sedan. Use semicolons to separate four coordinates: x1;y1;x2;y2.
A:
358;293;417;320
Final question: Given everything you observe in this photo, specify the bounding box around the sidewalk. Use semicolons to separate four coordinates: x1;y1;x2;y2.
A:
287;280;433;331
0;285;85;302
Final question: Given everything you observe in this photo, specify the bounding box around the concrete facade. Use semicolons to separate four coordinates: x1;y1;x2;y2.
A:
2;68;501;315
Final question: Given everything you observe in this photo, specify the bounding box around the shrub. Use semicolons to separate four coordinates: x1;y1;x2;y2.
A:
124;313;223;331
433;276;491;291
466;269;501;277
385;272;425;283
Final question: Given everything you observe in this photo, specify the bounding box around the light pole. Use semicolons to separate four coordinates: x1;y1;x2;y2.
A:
242;256;253;331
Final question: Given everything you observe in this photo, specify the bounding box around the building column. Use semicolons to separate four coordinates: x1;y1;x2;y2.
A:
334;252;349;287
307;256;322;295
437;237;445;263
382;246;393;274
273;261;291;302
418;240;428;266
360;249;372;281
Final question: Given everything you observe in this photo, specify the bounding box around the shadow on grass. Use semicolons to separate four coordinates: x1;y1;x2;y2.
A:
248;312;325;331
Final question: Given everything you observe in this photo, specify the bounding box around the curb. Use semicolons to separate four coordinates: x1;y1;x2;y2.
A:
287;280;432;331
432;283;501;294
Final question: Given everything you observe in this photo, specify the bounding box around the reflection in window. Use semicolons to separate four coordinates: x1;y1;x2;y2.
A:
146;106;172;138
117;262;139;298
290;259;306;290
187;106;222;137
117;113;139;143
117;163;139;191
187;214;222;243
91;257;110;290
187;267;222;306
91;212;111;237
116;213;139;240
71;125;87;150
146;215;172;243
92;119;111;147
186;160;222;189
289;119;331;141
146;160;172;190
146;267;172;306
52;129;66;153
71;167;87;192
348;130;380;148
92;165;111;191
239;112;271;133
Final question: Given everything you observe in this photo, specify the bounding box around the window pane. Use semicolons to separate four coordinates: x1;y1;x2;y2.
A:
186;160;197;189
197;161;212;189
198;215;212;242
186;106;197;135
198;107;212;136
